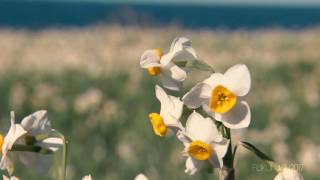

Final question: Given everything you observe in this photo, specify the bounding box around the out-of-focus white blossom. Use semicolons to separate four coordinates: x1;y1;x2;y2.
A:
134;173;149;180
82;174;92;180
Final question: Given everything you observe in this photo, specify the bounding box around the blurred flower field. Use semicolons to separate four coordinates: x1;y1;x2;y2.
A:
0;26;319;179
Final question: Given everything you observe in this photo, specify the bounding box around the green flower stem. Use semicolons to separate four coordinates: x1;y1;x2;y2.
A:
62;139;68;180
224;127;233;168
219;126;235;180
10;144;53;154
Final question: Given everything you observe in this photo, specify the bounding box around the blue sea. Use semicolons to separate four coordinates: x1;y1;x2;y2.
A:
1;1;320;29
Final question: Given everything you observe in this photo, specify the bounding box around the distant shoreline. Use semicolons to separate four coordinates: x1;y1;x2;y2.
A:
1;1;320;29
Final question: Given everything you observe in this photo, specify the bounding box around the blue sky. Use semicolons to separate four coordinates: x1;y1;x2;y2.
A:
22;0;320;6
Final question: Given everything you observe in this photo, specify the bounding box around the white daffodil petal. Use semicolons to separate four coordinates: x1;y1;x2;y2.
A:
223;64;251;96
209;152;223;168
155;85;172;111
170;37;192;53
3;175;20;180
159;74;182;91
203;73;224;88
0;156;8;170
38;137;63;152
160;37;197;65
201;101;222;122
183;83;211;109
82;174;93;180
172;47;197;63
222;101;251;129
168;95;183;120
134;173;148;180
18;152;51;174
159;52;174;66
3;124;27;155
177;131;192;147
185;157;202;175
211;138;229;160
140;49;162;68
171;37;197;60
185;111;222;143
0;156;13;173
21;110;51;135
162;63;187;82
274;168;304;180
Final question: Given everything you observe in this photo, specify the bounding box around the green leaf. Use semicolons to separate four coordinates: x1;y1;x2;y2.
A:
240;141;273;161
185;60;215;72
240;141;281;172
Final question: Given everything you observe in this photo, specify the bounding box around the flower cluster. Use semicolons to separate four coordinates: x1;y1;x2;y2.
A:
0;110;63;178
140;37;304;180
140;37;251;175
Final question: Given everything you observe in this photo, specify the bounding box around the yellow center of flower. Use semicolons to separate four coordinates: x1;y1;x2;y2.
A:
0;134;3;152
149;113;167;137
147;48;163;76
188;140;213;160
210;85;237;114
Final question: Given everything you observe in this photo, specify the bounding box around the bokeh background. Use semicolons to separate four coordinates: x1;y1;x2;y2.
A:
0;0;320;179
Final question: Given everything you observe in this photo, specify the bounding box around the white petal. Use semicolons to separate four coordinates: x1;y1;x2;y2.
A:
162;63;187;82
209;153;223;168
134;174;148;180
172;47;197;63
168;95;183;121
155;85;171;110
185;111;222;143
140;49;162;68
0;156;14;176
203;73;224;88
223;64;251;96
185;157;202;175
183;83;211;109
18;152;51;174
160;37;197;66
274;168;304;180
177;131;192;147
159;74;182;91
38;137;63;152
201;101;222;122
211;138;229;159
222;100;251;129
170;37;197;62
21;110;51;135
82;175;93;180
2;123;27;155
2;175;19;180
161;95;183;126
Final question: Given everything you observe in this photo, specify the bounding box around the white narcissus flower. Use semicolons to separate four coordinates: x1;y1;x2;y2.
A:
274;168;304;180
148;85;184;137
134;173;149;180
82;174;92;180
20;110;63;152
177;111;229;175
18;110;64;173
183;64;251;129
140;37;197;91
0;111;27;175
2;175;20;180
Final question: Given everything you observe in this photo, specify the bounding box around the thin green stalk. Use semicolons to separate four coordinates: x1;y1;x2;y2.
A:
61;139;68;180
224;127;233;168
